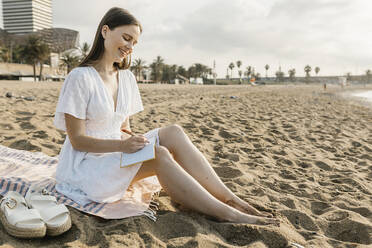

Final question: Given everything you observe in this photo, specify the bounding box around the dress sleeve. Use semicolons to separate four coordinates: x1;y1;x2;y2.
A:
53;68;90;131
127;70;144;116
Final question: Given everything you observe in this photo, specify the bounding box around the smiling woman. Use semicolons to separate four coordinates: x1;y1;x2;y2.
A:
54;7;279;226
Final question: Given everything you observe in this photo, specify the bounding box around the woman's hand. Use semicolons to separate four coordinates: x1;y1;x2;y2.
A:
120;134;149;153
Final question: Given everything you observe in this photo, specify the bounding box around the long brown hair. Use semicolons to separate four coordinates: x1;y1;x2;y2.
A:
79;7;142;70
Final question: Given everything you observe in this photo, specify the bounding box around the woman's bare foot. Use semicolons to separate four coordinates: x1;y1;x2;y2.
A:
225;198;273;218
219;210;280;226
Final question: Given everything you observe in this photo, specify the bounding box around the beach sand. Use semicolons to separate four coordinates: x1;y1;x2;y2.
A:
0;81;371;247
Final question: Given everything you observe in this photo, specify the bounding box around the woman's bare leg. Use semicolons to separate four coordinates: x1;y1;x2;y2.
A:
141;146;279;225
158;124;271;217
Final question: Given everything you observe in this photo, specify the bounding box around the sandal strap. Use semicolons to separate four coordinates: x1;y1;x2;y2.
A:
1;194;27;210
39;204;69;222
8;209;43;226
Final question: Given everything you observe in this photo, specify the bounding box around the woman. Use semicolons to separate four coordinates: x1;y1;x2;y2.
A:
54;7;279;226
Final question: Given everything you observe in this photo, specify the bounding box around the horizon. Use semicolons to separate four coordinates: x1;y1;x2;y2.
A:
0;0;371;78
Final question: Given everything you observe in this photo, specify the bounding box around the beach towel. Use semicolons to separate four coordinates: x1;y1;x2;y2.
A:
0;144;162;221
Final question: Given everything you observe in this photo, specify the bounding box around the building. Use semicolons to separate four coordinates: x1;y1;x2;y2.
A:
173;74;189;84
190;77;203;84
2;0;52;34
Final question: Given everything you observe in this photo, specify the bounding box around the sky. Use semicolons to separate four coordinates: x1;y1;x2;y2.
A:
1;0;371;77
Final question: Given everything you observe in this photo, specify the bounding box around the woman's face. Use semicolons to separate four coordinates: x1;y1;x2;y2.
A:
102;24;140;64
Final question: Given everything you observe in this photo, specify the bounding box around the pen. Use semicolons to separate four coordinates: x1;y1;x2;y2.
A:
121;128;134;136
121;128;149;143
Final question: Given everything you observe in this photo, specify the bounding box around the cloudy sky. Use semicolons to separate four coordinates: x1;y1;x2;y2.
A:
1;0;371;77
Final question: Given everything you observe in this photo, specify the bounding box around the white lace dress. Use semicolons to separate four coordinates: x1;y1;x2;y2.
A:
53;66;161;206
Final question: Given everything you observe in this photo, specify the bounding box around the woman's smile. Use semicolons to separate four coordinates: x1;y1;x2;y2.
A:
119;48;129;57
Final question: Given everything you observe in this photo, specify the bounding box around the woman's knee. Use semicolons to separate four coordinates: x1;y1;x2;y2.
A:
161;124;184;137
155;146;173;162
168;124;184;135
159;124;186;148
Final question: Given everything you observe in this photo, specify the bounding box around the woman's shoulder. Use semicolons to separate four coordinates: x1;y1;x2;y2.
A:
120;69;137;88
120;69;135;79
65;66;94;85
68;66;91;78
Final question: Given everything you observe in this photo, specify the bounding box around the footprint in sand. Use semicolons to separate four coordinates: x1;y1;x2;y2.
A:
19;122;36;129
295;160;312;169
0;123;14;130
335;203;372;218
41;143;56;149
214;166;243;178
15;111;35;116
218;129;238;139
280;209;319;231
199;125;214;136
279;169;297;180
9;139;41;151
323;210;350;221
310;201;333;215
212;117;225;124
280;198;296;209
314;160;332;171
16;116;32;121
323;217;372;244
277;158;294;166
32;130;49;139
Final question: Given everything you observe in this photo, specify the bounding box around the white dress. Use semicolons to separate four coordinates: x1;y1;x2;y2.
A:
53;66;161;206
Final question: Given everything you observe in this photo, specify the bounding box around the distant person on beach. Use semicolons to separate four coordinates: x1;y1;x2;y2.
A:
54;7;279;226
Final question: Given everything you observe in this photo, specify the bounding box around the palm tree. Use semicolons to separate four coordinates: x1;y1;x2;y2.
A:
245;66;252;81
60;52;80;73
265;64;270;78
194;63;204;78
228;62;235;79
37;43;50;81
132;58;147;81
288;69;296;82
20;35;50;81
11;44;25;64
150;56;164;82
236;60;242;69
80;42;90;59
275;70;284;82
188;65;197;78
177;66;187;78
315;66;320;76
366;69;371;84
304;65;311;77
170;64;178;82
346;72;352;81
236;60;242;84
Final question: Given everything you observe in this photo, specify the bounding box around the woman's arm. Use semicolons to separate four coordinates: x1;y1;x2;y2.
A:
65;114;147;153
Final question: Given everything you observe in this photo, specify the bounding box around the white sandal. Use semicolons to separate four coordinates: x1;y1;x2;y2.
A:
0;191;46;238
25;186;71;236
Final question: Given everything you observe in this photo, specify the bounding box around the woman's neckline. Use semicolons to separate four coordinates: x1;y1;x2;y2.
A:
90;66;121;113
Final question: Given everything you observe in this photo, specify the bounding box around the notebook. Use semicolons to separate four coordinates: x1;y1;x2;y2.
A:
120;135;156;168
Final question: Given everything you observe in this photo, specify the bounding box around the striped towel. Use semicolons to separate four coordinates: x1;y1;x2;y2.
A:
0;144;161;221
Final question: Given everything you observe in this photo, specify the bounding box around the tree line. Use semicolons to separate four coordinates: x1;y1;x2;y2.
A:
1;36;371;83
131;56;213;83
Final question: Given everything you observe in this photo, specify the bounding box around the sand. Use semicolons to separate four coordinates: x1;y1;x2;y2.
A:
0;81;371;248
